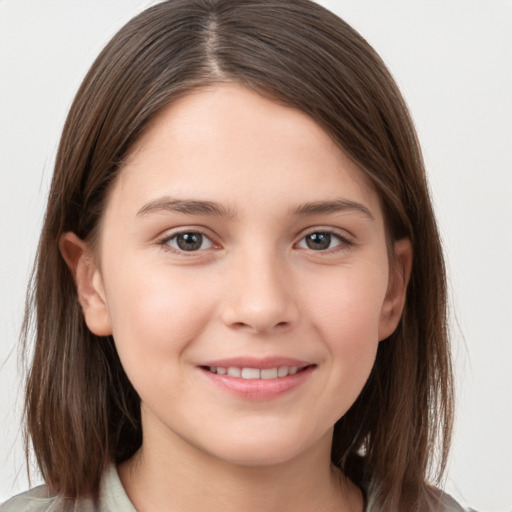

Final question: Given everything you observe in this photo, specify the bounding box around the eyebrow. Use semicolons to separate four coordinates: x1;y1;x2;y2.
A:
136;196;374;221
136;197;237;218
290;199;374;220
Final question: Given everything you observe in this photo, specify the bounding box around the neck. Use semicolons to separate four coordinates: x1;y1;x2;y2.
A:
118;421;363;512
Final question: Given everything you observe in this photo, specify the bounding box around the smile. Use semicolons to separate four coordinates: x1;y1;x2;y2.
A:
206;366;301;379
198;359;316;400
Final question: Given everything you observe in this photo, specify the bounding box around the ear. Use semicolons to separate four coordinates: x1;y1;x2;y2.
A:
378;238;413;341
59;232;112;336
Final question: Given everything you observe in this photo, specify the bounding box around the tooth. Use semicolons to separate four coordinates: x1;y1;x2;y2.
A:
216;366;300;379
277;366;289;378
227;367;241;377
261;368;278;379
241;368;260;379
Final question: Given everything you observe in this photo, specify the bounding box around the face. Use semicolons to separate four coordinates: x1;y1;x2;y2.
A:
64;84;410;468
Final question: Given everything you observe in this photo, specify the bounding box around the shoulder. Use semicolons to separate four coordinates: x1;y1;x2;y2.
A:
1;486;95;512
358;480;478;512
1;485;54;512
1;466;134;512
429;489;479;512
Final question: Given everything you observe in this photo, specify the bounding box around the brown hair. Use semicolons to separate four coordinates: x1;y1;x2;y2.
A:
22;1;453;510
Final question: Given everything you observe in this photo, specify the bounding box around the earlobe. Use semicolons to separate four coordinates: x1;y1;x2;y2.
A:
59;232;112;336
378;238;413;341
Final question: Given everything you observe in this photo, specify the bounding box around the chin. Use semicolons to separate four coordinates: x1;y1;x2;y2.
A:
211;441;305;467
197;423;329;468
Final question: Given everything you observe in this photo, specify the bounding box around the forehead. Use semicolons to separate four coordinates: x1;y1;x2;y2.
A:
108;83;381;220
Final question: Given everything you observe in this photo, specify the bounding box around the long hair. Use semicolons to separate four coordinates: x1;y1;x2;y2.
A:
22;1;453;510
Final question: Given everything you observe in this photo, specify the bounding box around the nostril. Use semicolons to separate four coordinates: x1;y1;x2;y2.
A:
228;320;290;333
233;322;250;328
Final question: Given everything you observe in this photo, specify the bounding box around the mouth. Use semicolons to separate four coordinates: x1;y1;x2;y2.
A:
197;359;316;399
200;365;313;379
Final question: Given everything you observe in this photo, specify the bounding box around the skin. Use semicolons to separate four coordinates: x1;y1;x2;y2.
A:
61;84;411;512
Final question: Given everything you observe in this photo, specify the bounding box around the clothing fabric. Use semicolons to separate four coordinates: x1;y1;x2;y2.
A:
1;466;135;512
1;465;476;512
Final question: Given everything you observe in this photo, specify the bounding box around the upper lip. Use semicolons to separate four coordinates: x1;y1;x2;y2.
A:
198;357;314;370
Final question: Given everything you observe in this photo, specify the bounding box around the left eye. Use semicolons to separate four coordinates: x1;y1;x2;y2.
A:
297;232;344;251
165;232;214;252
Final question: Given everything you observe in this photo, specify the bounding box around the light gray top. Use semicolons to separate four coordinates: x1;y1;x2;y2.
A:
1;465;135;512
1;465;475;511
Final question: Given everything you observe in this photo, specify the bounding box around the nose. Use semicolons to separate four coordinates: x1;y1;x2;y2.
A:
220;250;300;335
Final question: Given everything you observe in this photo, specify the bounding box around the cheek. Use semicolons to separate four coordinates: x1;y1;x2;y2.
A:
310;264;388;342
101;257;215;381
306;266;387;412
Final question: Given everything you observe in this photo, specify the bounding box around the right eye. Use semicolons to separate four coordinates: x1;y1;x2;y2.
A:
163;231;214;252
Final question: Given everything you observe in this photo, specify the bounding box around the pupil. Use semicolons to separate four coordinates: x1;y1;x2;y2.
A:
306;232;330;250
177;233;202;251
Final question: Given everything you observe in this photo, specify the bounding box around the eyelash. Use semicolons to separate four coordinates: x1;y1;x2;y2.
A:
295;229;353;254
158;229;216;254
157;228;353;255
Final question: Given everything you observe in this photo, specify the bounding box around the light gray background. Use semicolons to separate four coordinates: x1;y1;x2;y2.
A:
1;1;511;510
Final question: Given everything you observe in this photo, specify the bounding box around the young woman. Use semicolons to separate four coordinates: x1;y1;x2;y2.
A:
2;1;475;510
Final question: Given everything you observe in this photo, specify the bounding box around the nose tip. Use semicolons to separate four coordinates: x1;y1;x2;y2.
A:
220;265;299;335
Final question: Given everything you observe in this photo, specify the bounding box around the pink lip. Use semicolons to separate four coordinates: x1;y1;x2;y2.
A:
199;356;312;369
197;357;316;400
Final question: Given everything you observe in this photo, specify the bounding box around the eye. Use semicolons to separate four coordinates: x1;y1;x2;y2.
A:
296;231;346;251
164;231;214;252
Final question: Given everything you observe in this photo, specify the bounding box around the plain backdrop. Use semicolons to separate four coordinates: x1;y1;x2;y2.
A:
1;1;511;510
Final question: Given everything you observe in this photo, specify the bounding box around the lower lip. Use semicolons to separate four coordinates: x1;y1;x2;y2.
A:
199;366;315;400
